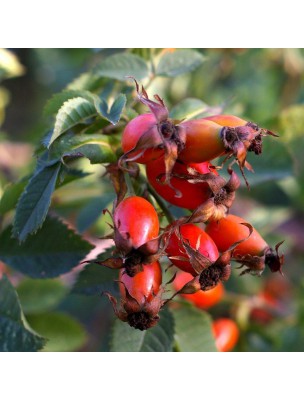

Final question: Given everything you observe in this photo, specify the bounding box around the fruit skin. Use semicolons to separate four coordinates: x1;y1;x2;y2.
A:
166;224;219;275
113;196;159;250
146;159;218;210
178;119;225;163
205;214;268;258
121;113;164;164
204;114;248;127
212;318;239;352
119;261;162;305
173;271;224;309
206;214;284;276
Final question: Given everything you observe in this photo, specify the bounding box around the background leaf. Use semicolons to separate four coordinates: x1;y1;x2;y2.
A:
49;97;97;146
0;179;27;216
95;53;149;81
72;248;119;296
27;312;87;351
170;98;209;120
49;132;116;164
76;194;115;233
44;90;99;116
0;48;25;81
97;94;126;124
0;217;94;278
0;275;45;352
13;162;61;242
156;49;205;77
172;304;217;352
110;308;174;352
17;279;67;314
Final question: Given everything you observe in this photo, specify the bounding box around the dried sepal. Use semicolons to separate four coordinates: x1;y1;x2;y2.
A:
233;239;284;276
186;198;217;224
219;122;279;188
127;76;169;122
119;123;164;166
105;281;165;330
82;256;124;269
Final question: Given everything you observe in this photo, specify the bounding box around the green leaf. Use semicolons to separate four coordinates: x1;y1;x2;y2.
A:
172;304;217;352
76;194;115;233
97;94;126;124
170;98;209;120
0;179;27;215
156;49;205;77
17;279;67;314
72;248;119;296
95;53;149;81
0;217;94;278
48;97;98;147
66;72;105;91
13;162;61;242
279;105;304;179
44;90;99;116
0;275;45;352
244;138;293;186
27;312;87;352
57;167;92;187
110;308;174;352
49;132;116;164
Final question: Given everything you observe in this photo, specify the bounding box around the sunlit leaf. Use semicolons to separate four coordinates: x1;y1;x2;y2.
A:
156;49;205;77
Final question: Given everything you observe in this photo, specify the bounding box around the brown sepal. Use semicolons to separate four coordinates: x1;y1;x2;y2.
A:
104;162;127;205
119;123;163;165
265;241;285;275
127;76;169;122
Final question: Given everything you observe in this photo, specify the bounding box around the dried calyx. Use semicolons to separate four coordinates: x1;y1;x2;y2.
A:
220;122;278;188
120;78;186;183
83;233;163;277
103;284;164;330
104;161;139;206
165;223;253;299
173;166;240;224
233;241;285;276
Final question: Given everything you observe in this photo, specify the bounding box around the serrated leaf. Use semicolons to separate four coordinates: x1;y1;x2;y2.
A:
0;275;45;352
76;194;115;233
95;53;149;81
0;217;94;278
66;72;105;91
44;90;99;116
72;248;119;296
49;132;116;164
172;304;217;352
0;179;27;215
97;94;126;124
57;167;92;187
110;308;174;352
13;162;61;242
49;97;98;147
27;312;87;352
156;49;205;77
17;279;67;314
170;98;209;120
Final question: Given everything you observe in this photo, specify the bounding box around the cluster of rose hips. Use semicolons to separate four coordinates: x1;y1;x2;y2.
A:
86;79;285;349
